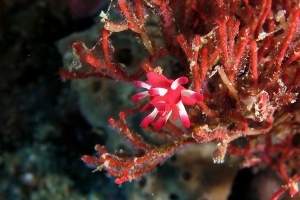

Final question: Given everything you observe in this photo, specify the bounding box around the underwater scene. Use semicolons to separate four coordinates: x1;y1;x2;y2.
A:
1;0;300;200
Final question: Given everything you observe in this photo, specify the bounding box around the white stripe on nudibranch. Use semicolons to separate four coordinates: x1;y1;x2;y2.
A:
134;81;151;89
171;77;188;89
149;88;168;96
181;90;204;101
177;101;190;128
131;91;149;101
141;108;159;127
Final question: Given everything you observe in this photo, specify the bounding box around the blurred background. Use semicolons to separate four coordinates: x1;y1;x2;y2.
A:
0;0;297;200
0;0;125;199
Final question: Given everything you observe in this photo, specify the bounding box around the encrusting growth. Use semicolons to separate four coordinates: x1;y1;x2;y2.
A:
60;0;300;199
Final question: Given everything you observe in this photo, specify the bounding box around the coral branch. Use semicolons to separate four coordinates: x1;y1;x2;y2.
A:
60;0;300;198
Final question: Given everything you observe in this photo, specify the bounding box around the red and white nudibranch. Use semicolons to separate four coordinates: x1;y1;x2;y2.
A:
132;72;204;130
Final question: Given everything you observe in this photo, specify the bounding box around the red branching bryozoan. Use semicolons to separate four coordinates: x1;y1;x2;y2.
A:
60;0;300;198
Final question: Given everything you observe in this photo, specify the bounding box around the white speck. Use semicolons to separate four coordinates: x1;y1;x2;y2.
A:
21;173;33;184
190;61;196;67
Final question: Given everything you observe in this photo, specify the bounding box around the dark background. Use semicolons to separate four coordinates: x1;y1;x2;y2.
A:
0;0;129;199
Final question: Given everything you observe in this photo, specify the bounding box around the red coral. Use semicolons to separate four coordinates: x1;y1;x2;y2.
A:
60;0;300;199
